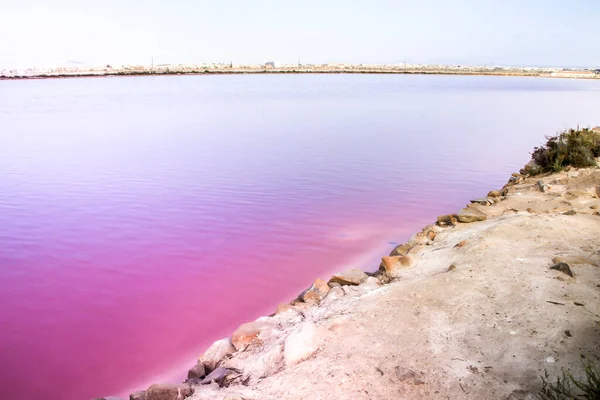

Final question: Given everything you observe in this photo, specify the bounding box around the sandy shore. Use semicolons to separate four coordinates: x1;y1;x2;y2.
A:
109;155;600;400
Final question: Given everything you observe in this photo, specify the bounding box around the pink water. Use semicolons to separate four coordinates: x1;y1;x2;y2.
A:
1;74;599;399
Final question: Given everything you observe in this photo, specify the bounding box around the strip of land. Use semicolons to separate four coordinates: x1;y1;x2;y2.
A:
104;132;600;400
3;64;600;81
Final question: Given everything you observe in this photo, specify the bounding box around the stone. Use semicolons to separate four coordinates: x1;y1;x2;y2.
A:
328;268;368;286
284;322;320;366
275;303;294;315
389;243;411;257
232;321;265;351
563;210;577;216
187;363;206;380
301;278;330;303
380;255;412;277
395;367;424;385
244;343;284;379
146;384;193;400
426;230;436;241
321;286;345;305
470;198;491;206
358;276;382;292
199;337;235;371
538;180;548;192
520;159;541;175
199;367;234;386
457;208;487;223
487;190;501;198
550;262;573;277
447;264;457;272
437;214;458;227
454;240;467;248
130;391;147;400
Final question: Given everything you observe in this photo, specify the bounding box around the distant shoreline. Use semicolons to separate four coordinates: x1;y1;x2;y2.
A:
2;68;600;81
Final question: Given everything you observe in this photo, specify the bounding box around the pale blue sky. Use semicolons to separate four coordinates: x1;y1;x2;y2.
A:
1;0;599;68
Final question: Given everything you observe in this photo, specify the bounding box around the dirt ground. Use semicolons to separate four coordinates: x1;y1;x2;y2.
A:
185;167;600;400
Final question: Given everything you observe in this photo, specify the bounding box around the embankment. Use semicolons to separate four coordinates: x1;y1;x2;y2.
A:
101;146;600;400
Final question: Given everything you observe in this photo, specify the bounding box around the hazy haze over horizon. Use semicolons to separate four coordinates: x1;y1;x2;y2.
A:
1;0;599;69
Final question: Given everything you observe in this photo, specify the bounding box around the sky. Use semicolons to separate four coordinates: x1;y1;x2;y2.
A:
1;0;599;69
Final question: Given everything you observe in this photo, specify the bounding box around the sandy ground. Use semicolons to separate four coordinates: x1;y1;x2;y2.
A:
181;167;600;400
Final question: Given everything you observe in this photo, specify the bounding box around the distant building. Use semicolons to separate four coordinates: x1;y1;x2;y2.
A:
594;69;600;74
264;61;279;68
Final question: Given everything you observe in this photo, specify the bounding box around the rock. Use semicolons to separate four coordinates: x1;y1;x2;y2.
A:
426;230;436;241
284;322;320;366
520;159;541;175
358;276;382;291
457;208;487;223
454;240;467;248
437;214;458;227
244;343;284;379
275;303;294;315
550;262;573;277
380;255;412;277
470;198;492;206
590;205;598;210
321;286;345;305
487;190;501;198
301;278;330;303
563;210;577;216
146;384;193;400
447;264;457;272
199;367;234;386
130;391;147;400
187;363;206;380
389;243;411;257
328;268;368;286
232;321;265;351
537;180;548;192
199;338;235;371
395;367;424;385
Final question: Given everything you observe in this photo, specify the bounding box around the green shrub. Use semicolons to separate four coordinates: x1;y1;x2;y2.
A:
539;362;600;399
531;128;600;174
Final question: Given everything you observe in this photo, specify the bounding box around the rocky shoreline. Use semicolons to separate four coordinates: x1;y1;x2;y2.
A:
96;150;600;400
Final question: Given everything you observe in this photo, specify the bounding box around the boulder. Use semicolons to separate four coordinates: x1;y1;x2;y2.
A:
470;198;492;206
284;322;320;366
487;190;501;198
437;214;458;227
146;384;193;400
187;363;206;380
199;337;235;371
520;159;541;175
389;243;411;257
328;268;368;286
199;367;234;386
275;303;294;315
380;255;412;277
130;391;146;400
301;278;331;303
358;276;382;292
243;343;284;379
457;208;487;223
231;321;265;351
